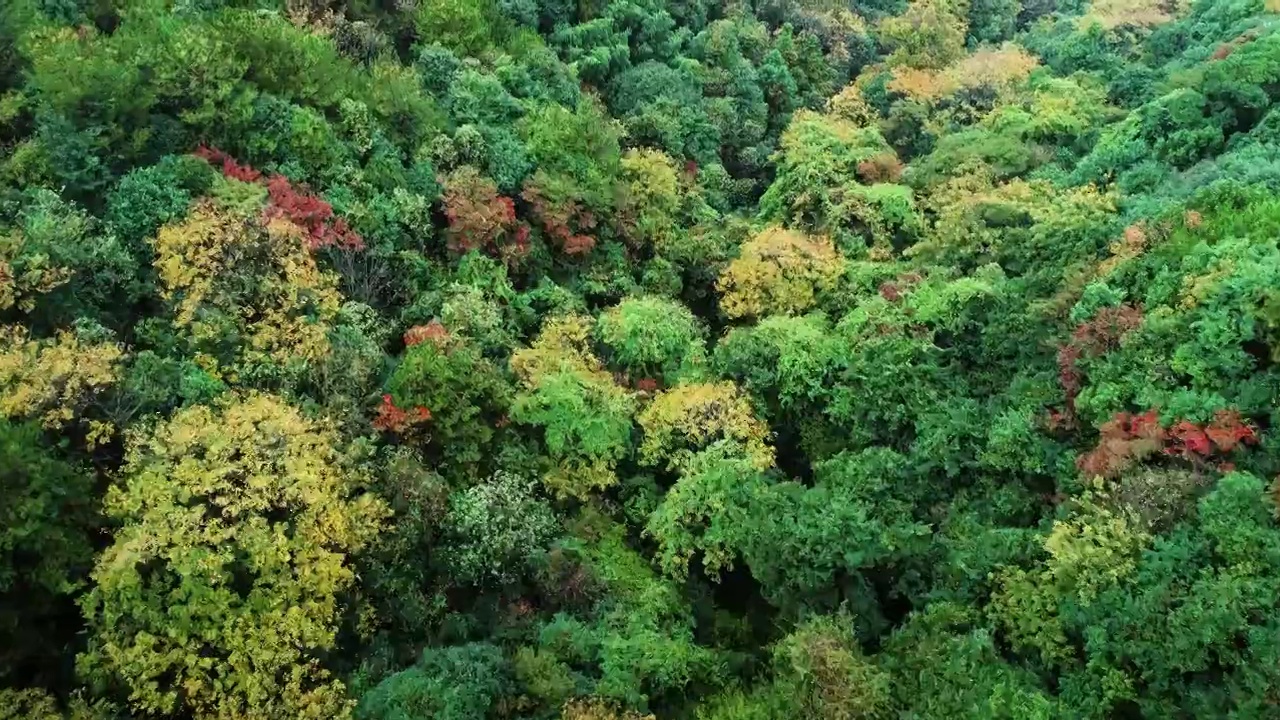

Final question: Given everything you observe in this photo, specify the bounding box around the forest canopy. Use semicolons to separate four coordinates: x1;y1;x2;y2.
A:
5;0;1280;718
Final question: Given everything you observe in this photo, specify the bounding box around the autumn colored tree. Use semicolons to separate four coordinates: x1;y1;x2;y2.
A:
441;166;522;256
637;381;774;471
716;226;846;319
152;201;343;382
878;0;969;70
78;393;387;719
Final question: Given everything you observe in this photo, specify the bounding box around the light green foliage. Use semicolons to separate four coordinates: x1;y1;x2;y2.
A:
78;393;387;719
511;368;636;498
519;99;623;212
758;108;916;247
510;314;636;497
596;295;707;384
646;446;771;578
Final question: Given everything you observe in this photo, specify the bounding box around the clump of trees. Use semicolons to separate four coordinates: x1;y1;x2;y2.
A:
6;0;1280;718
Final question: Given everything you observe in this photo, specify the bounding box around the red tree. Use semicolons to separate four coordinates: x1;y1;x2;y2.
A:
194;145;364;251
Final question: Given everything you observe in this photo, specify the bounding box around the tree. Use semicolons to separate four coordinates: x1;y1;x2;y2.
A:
637;381;774;471
444;471;559;585
645;445;771;578
152;200;343;383
562;698;657;719
769;614;894;719
0;420;95;687
510;314;636;498
357;643;512;720
440;166;522;256
595;295;707;385
0;324;121;435
716;226;846;319
878;0;968;70
384;334;513;478
78;393;387;719
757;109;919;248
510;367;636;499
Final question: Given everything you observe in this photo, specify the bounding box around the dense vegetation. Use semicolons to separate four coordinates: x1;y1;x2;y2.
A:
5;0;1280;717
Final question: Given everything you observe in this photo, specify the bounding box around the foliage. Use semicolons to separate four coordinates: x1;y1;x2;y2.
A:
78;393;387;719
153;201;343;383
0;324;120;433
717;226;846;319
0;420;94;686
444;472;558;585
637;381;774;471
879;0;969;70
384;336;512;478
596;295;706;384
7;1;1280;718
357;643;511;720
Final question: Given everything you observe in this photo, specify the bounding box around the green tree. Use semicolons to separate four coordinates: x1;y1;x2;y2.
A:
384;334;513;478
0;420;94;687
596;295;707;384
357;643;512;720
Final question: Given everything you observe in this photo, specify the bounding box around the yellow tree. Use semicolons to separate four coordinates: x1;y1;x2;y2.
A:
826;83;878;127
78;393;387;720
878;0;968;71
717;226;846;320
637;381;774;472
0;325;120;436
1079;0;1186;30
616;149;683;252
153;202;342;383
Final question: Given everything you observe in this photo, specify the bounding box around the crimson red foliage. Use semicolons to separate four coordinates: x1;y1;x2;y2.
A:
1077;408;1258;478
440;170;532;267
1204;410;1257;452
522;183;597;256
373;394;431;433
195;145;364;251
195;145;262;183
263;175;365;251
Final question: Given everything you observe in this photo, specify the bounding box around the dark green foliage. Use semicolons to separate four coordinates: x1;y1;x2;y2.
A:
384;338;513;478
357;643;512;720
0;421;94;687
